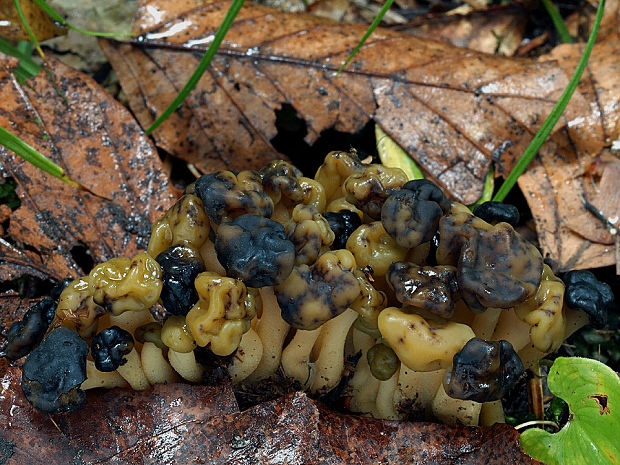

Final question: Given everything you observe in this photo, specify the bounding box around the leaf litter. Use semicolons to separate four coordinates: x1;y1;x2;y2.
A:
0;0;619;462
0;53;176;282
101;0;618;270
0;361;541;464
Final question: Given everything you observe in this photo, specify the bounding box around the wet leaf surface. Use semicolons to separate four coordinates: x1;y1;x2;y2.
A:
0;366;239;464
0;54;176;282
102;0;597;205
0;364;541;465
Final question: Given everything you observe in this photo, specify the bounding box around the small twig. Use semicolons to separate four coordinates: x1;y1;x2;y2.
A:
528;365;545;421
187;163;202;179
581;195;618;236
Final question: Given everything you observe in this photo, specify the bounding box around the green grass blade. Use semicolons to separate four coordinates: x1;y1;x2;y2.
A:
336;0;395;75
0;38;42;79
541;0;574;44
30;0;133;38
493;0;605;202
145;0;246;135
469;163;494;208
13;0;46;60
0;127;81;189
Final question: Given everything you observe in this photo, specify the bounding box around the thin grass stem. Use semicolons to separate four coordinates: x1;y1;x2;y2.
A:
541;0;574;44
0;127;80;189
13;0;46;60
145;0;246;135
493;0;605;202
336;0;396;75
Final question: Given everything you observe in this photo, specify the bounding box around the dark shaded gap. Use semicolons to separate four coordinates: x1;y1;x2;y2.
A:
270;103;376;177
70;243;94;275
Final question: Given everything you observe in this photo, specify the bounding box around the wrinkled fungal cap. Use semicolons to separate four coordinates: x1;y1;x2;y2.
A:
194;170;273;224
148;194;210;258
437;205;543;311
346;221;407;277
215;214;295;287
377;307;475;371
350;267;387;332
89;253;163;315
514;264;566;353
53;277;104;333
288;205;334;266
314;150;363;201
563;270;614;329
185;272;257;356
387;262;460;318
4;298;56;360
367;343;399;381
91;326;134;372
275;250;361;330
381;179;451;249
21;327;88;413
260;160;304;205
473;201;520;227
344;164;409;219
443;337;524;402
156;244;205;316
324;209;362;250
297;177;327;212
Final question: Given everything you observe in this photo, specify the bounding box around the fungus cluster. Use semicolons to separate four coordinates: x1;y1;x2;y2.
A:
4;150;614;426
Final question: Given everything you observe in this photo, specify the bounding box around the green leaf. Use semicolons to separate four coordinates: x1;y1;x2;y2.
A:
492;0;605;202
521;357;620;465
375;124;424;180
146;0;246;135
336;0;395;75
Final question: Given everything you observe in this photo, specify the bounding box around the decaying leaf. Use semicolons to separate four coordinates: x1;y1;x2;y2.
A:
394;6;527;56
0;0;65;42
517;4;620;272
102;0;597;206
0;363;541;464
0;53;176;282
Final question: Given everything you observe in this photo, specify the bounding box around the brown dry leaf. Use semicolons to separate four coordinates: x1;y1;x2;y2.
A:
517;3;620;271
0;366;239;464
102;0;598;206
0;0;65;41
394;6;527;56
316;403;542;464
0;363;540;464
0;53;176;282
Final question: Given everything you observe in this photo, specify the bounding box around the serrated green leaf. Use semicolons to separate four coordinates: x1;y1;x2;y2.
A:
521;357;620;465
